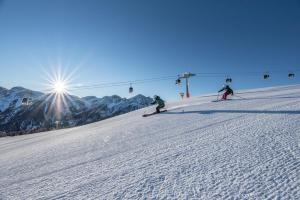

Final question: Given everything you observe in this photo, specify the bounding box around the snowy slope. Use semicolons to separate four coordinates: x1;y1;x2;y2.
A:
0;85;300;199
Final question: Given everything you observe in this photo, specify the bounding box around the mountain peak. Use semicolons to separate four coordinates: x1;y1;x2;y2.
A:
0;86;8;92
10;86;27;91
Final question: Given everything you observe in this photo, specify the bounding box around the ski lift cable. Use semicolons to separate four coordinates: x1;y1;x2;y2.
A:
72;76;177;87
68;72;258;91
40;69;299;92
68;74;234;91
194;69;300;76
70;69;298;91
69;76;178;91
69;76;178;90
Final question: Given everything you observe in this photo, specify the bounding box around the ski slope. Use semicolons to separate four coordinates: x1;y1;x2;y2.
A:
0;85;300;199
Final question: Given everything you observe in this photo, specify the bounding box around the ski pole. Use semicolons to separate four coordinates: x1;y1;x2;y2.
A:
143;106;150;114
234;94;246;99
144;105;155;114
216;92;220;101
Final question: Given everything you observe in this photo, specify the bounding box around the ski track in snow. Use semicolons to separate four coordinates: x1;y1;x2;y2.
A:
0;85;300;199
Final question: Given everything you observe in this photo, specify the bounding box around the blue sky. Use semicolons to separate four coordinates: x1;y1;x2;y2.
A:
0;0;299;100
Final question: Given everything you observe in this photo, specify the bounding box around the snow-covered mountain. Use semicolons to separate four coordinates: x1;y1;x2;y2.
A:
0;86;153;135
0;86;43;112
0;85;299;199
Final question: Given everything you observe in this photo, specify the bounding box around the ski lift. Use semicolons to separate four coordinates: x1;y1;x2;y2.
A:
288;73;295;79
175;78;181;85
263;73;270;80
179;92;184;99
22;90;34;106
21;97;32;106
225;78;232;83
129;84;133;93
22;98;28;105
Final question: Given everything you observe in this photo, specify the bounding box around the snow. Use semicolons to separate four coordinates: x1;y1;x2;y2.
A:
0;87;43;112
0;85;300;199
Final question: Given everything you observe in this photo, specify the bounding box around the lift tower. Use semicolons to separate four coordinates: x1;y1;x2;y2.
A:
176;72;196;98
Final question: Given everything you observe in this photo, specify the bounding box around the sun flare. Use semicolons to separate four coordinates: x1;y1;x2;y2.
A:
42;66;77;116
43;67;73;95
53;80;67;94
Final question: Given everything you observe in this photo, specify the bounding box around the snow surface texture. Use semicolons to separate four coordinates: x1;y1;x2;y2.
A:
0;85;300;199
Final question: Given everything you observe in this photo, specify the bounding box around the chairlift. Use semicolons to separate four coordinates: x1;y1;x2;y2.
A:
129;84;133;93
288;73;295;79
175;78;181;85
225;78;232;83
263;74;270;80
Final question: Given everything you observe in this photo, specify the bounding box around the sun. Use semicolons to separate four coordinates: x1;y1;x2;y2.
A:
43;67;72;95
42;65;78;117
53;80;67;94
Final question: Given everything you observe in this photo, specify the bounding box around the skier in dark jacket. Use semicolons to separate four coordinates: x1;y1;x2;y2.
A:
218;85;233;100
151;95;165;113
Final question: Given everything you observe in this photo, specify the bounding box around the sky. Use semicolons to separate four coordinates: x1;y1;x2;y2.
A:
0;0;300;101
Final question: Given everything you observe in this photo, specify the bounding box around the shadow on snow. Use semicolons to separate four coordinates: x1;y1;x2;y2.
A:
163;110;300;115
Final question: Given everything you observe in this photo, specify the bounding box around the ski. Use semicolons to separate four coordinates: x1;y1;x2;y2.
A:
212;99;232;102
142;110;167;117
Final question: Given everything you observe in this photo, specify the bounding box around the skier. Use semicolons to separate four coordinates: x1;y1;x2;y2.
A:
151;95;165;113
218;85;233;100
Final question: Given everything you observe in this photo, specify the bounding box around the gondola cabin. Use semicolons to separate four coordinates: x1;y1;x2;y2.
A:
22;98;28;105
225;78;232;83
263;74;270;80
175;78;181;85
129;85;133;93
288;73;295;79
21;97;32;106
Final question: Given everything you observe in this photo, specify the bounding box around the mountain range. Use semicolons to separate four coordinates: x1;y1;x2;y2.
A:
0;86;153;136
